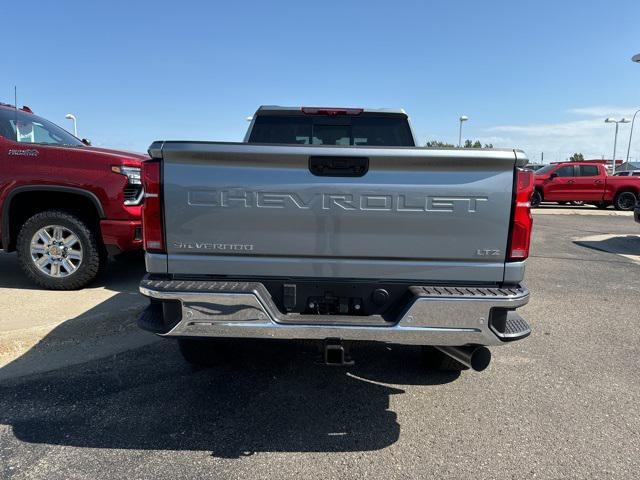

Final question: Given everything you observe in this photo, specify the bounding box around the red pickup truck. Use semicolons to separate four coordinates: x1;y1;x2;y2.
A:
532;162;640;210
0;103;146;289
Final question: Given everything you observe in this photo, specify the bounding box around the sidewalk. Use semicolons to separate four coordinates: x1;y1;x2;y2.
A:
534;207;633;216
0;252;157;379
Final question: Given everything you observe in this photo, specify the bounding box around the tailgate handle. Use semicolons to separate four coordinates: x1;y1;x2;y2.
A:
309;156;369;177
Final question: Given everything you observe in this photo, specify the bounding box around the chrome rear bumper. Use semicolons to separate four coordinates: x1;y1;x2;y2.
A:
138;277;530;346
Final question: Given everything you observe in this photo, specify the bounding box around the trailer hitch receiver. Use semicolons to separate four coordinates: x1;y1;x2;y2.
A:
323;338;354;366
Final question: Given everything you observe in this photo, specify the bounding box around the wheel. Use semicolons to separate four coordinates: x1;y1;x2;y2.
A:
571;201;585;206
178;338;229;367
16;209;106;290
531;190;542;208
594;202;610;209
613;191;637;211
421;346;468;372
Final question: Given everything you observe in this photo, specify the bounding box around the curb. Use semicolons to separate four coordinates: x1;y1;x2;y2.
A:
533;209;633;216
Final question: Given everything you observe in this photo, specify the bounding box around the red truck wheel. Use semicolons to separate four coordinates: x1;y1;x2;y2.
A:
531;190;542;208
613;191;637;211
16;209;106;290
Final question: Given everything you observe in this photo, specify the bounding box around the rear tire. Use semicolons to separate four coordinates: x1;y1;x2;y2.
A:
531;190;542;208
421;346;468;372
16;209;106;290
613;191;637;211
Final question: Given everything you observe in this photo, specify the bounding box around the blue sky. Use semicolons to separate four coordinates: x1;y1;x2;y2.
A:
3;0;640;163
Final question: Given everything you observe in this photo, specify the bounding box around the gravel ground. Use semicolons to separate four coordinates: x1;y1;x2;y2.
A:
1;214;639;480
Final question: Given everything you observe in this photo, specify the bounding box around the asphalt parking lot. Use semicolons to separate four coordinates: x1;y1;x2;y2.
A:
1;210;639;479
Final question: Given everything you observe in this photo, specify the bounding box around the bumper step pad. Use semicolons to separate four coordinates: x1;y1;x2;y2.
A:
138;276;530;346
494;312;531;341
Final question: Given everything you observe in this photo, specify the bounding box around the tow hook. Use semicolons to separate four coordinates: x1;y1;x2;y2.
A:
322;338;354;367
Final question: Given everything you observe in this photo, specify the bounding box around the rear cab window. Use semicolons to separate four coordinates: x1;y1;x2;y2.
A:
555;165;576;177
247;109;415;147
579;165;599;176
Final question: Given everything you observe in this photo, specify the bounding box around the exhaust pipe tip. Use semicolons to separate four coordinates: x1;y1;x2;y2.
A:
469;346;491;372
435;345;492;372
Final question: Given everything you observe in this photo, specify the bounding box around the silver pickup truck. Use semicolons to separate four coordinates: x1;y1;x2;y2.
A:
138;106;533;372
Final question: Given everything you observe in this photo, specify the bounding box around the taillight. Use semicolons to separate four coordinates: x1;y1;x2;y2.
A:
141;160;164;252
301;107;363;116
507;168;534;261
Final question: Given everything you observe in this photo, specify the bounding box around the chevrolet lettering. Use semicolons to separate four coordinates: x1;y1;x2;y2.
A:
188;190;489;214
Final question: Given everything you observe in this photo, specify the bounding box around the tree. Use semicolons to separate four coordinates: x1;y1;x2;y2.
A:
569;153;584;162
464;139;494;149
425;139;493;148
425;140;455;148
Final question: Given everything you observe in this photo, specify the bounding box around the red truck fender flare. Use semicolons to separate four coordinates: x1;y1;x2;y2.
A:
1;185;105;249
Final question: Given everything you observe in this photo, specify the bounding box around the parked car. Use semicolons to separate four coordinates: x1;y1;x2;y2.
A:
532;162;640;210
613;170;640;177
0;103;146;289
523;163;545;172
137;106;532;373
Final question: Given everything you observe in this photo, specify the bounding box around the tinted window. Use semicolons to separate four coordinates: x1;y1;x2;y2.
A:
633;172;640;176
248;114;415;146
579;165;599;177
556;166;575;177
535;165;556;175
247;116;312;144
0;108;83;146
312;124;350;146
350;116;415;146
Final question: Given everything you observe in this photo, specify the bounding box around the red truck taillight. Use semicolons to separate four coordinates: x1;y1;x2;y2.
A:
141;160;164;252
507;169;534;261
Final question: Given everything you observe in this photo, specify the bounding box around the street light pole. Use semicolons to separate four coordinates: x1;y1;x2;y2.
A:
65;114;77;137
628;57;640;164
605;117;630;174
625;109;640;163
458;115;468;147
612;122;619;173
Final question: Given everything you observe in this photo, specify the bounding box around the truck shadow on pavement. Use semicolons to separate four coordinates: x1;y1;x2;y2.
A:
0;316;459;456
573;234;640;262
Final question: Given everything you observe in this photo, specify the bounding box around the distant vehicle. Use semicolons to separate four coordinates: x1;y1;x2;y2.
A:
532;162;640;210
523;164;545;172
0;103;146;289
137;105;533;373
613;170;640;177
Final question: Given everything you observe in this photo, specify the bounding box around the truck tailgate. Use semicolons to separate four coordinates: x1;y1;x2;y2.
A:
157;142;522;283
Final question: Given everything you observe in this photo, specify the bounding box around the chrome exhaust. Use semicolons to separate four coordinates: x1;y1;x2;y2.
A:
435;345;491;372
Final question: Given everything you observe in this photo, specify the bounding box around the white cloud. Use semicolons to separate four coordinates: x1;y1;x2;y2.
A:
567;106;638;118
479;107;640;163
486;119;603;136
